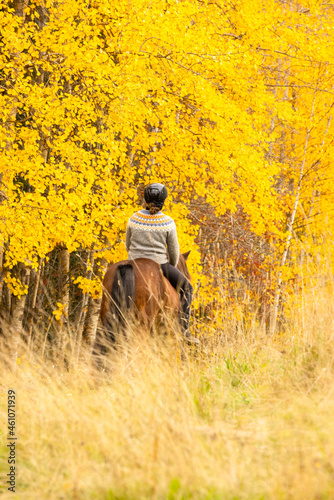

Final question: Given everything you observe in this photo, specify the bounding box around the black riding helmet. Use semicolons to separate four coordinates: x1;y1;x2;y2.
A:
144;183;168;209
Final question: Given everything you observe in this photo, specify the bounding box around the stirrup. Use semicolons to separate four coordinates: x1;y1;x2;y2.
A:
184;331;200;345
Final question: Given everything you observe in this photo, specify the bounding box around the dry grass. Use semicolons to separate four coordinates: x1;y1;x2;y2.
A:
1;286;334;500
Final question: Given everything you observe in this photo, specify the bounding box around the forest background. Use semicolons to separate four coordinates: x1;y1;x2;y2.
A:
1;0;334;352
2;1;334;499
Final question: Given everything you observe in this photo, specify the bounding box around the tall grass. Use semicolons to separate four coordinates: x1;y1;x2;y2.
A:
1;283;334;499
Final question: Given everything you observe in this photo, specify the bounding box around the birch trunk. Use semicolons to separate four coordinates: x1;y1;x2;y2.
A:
27;258;43;347
75;251;94;359
82;257;108;354
57;247;70;352
3;283;11;320
270;90;317;334
0;245;4;307
10;263;30;356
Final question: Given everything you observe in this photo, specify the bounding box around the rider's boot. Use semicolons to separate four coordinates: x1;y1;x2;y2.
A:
180;314;200;345
184;330;200;345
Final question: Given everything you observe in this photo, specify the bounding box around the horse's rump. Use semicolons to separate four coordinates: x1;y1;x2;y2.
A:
100;258;179;340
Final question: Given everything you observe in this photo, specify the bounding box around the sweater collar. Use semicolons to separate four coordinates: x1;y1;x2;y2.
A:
140;209;162;215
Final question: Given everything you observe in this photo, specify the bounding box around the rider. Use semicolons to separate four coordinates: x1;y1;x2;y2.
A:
125;183;199;344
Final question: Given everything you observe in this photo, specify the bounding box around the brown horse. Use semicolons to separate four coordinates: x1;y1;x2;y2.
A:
99;252;191;343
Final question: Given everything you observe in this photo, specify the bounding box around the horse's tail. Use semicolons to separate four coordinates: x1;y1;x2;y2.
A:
109;263;135;329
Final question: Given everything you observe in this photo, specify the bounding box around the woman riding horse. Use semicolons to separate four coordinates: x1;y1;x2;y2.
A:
125;183;199;344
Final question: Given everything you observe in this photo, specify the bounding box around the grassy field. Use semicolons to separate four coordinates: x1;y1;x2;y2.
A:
1;288;334;500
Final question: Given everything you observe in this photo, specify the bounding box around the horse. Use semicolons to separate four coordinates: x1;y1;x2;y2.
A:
99;251;191;344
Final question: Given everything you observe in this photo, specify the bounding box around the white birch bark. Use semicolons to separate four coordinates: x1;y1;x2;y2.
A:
57;247;70;352
270;91;317;334
27;258;43;347
82;257;108;354
10;264;30;357
75;251;94;360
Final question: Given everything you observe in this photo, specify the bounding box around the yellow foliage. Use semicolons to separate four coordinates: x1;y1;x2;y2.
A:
4;275;28;298
52;302;66;322
1;0;334;305
73;276;102;299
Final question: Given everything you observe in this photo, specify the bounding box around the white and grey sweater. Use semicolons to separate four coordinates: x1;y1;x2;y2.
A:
125;209;180;266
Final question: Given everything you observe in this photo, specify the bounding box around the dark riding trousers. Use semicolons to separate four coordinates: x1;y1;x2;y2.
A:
160;263;193;332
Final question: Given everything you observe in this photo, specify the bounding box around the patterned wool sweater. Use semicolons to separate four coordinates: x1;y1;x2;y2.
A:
125;209;180;266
